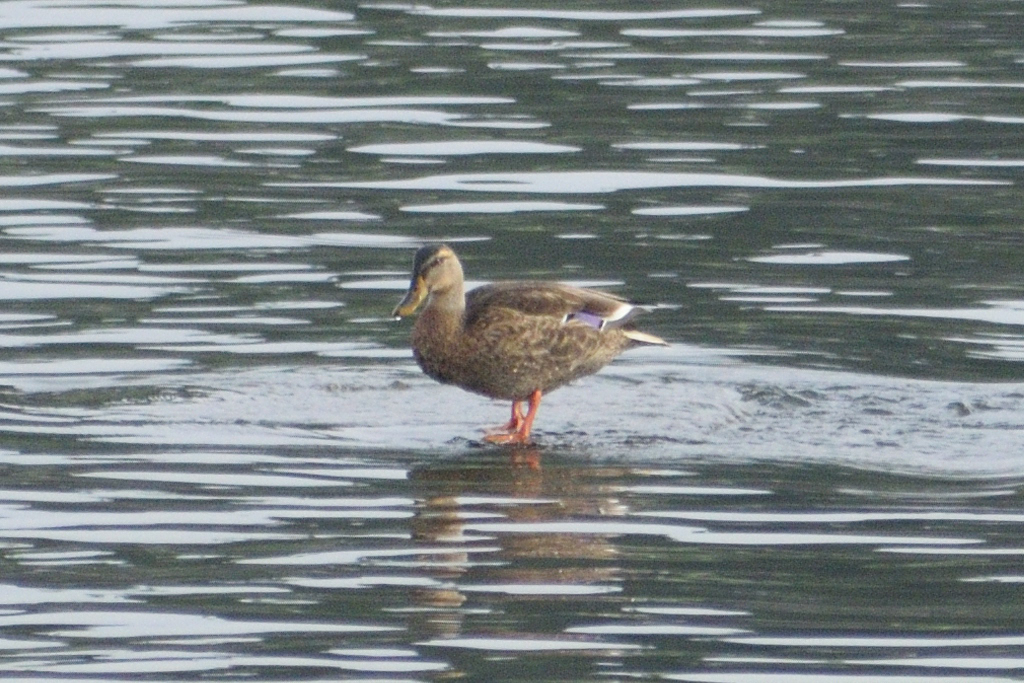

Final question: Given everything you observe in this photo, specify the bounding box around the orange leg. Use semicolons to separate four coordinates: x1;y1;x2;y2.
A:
484;401;525;435
483;389;542;445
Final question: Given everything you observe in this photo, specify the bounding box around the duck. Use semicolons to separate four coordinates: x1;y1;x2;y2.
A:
392;244;667;445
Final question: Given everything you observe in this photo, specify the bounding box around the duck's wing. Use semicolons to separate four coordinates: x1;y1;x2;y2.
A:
466;281;644;331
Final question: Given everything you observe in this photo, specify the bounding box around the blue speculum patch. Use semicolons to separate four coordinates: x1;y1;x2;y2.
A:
565;310;605;330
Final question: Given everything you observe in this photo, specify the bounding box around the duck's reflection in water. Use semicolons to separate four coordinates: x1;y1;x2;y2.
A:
406;452;628;642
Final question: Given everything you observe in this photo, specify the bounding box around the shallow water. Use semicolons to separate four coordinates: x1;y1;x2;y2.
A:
2;0;1024;681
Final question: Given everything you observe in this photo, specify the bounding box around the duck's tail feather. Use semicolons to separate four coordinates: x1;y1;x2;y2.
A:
624;329;668;346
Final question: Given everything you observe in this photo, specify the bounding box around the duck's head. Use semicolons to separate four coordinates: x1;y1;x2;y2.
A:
392;244;464;318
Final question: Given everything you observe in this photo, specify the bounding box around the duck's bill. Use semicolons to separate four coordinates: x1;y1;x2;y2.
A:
392;277;427;318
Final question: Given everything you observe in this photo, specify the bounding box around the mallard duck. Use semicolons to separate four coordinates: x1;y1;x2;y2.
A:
392;244;667;444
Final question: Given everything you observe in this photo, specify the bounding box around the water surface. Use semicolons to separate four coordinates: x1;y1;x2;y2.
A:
1;0;1024;680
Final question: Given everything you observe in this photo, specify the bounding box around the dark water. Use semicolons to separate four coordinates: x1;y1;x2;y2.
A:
2;1;1024;681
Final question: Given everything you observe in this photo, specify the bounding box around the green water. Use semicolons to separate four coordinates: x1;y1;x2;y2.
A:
1;0;1024;680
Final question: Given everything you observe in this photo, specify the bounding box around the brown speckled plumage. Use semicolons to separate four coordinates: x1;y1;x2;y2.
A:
393;244;666;444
